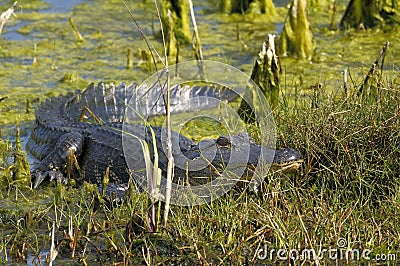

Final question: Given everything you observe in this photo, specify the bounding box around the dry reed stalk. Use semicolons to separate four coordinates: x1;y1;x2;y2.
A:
0;2;20;37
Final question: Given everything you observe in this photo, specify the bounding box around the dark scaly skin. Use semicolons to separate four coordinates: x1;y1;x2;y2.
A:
26;82;303;188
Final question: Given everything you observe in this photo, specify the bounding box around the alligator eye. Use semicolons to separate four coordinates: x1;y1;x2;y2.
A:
216;136;231;147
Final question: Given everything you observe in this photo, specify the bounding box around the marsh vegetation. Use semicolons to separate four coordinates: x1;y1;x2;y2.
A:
0;0;399;264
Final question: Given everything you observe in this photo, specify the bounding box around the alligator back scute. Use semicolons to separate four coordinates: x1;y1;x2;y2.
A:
36;95;72;125
65;82;137;124
132;83;238;118
173;85;231;112
63;82;238;123
26;93;77;161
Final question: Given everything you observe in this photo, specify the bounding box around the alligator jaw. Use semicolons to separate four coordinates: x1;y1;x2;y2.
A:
271;148;304;173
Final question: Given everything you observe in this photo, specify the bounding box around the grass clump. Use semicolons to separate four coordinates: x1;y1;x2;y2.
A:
277;80;400;202
161;73;400;264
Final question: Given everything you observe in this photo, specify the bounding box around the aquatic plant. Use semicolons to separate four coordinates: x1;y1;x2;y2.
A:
0;128;30;189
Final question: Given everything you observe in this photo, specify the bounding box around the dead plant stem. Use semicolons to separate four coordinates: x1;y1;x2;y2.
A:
188;0;205;74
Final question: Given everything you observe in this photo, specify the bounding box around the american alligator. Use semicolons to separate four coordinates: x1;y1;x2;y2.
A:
27;82;303;191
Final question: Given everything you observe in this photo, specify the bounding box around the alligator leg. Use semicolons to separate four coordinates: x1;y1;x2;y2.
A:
32;132;84;188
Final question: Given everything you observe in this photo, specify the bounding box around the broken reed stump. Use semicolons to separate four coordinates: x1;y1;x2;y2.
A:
127;48;133;69
340;0;399;29
161;0;191;56
239;34;280;123
358;41;389;99
69;17;84;42
0;2;20;37
218;0;276;16
280;0;313;59
188;0;205;77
